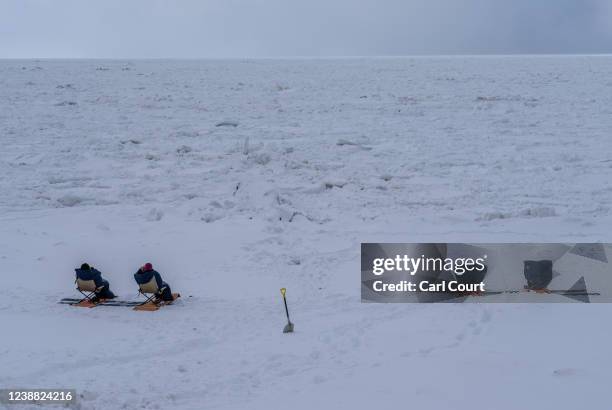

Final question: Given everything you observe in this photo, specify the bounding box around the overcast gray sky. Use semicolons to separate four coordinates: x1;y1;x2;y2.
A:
1;0;611;58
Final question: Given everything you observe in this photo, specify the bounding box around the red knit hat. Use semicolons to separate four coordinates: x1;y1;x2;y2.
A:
143;262;153;271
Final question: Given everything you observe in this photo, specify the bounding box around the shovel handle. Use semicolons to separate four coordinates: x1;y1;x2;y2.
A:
280;288;290;322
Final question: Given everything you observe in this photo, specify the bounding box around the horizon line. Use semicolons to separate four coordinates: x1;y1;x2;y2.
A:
2;52;612;61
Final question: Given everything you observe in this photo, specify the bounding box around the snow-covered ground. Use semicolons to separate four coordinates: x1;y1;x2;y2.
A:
1;56;612;409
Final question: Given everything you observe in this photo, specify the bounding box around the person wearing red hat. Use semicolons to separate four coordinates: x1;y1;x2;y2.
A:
133;262;174;301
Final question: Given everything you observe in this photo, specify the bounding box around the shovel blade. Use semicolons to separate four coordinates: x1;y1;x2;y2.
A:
283;322;294;333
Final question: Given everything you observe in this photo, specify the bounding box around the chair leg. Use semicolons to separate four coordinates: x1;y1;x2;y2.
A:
138;292;158;306
77;289;97;304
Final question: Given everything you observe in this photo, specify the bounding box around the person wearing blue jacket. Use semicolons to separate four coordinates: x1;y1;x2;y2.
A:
75;263;116;301
134;262;174;301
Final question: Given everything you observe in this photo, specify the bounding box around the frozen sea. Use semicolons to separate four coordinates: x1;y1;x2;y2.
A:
1;56;612;409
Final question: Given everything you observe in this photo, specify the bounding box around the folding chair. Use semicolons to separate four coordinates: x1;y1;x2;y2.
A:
137;277;167;306
76;278;104;304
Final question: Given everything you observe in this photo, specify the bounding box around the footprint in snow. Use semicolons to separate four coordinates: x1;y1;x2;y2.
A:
553;368;577;377
480;309;491;323
313;375;327;384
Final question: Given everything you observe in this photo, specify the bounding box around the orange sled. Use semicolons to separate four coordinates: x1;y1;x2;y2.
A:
133;293;181;311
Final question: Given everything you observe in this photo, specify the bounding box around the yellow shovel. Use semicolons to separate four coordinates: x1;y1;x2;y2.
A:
280;288;294;333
